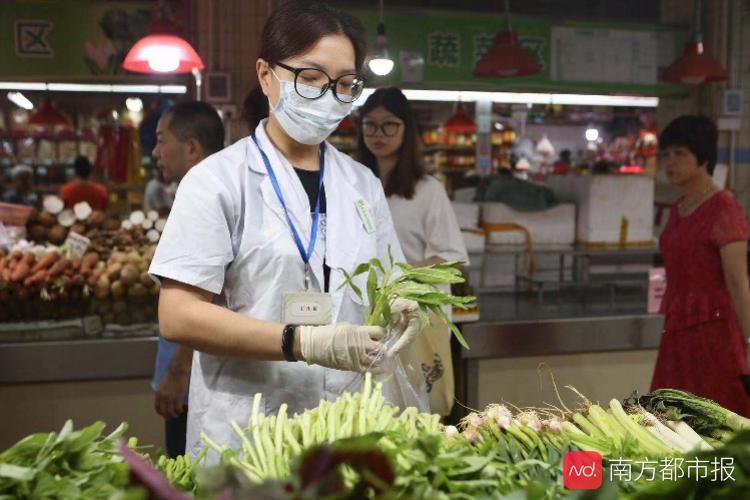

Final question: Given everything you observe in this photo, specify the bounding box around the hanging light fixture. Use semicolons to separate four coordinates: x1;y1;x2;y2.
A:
122;3;205;99
662;0;726;84
367;0;394;76
122;35;203;74
443;104;477;133
29;99;69;127
473;0;541;78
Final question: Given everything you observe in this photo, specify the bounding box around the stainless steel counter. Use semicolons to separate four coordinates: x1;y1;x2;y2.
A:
461;314;664;359
452;314;665;419
0;336;158;384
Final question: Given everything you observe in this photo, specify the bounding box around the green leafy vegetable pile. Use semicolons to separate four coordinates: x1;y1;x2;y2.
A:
0;420;138;499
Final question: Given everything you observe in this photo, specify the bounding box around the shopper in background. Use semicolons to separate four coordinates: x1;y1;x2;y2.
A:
149;100;224;458
651;115;750;416
149;1;425;461
3;165;38;206
152;101;225;184
143;168;176;217
58;156;108;210
552;149;572;175
356;87;468;416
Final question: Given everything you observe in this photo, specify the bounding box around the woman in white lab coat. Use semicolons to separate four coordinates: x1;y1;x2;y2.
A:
356;87;469;416
149;2;424;460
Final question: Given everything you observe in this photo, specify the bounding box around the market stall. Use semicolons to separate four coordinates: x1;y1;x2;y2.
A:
2;376;749;498
2;1;749;499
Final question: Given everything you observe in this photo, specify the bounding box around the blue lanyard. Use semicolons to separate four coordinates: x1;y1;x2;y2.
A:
251;133;325;274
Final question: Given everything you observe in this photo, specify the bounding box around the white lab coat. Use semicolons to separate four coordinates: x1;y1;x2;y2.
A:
149;121;406;460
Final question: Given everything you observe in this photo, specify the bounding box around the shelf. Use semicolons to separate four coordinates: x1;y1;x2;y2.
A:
424;145;475;153
439;167;476;174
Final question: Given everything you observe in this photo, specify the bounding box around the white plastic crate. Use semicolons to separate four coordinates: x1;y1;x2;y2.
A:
548;174;654;246
480;202;576;246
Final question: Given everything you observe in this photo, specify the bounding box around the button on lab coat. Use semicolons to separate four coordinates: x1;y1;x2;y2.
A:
149;122;406;459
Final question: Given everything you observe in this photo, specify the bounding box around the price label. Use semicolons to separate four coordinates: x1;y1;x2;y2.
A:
64;231;91;259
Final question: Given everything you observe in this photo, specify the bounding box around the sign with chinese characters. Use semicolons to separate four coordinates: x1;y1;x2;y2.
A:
63;231;91;259
607;457;735;483
344;8;687;95
0;0;186;77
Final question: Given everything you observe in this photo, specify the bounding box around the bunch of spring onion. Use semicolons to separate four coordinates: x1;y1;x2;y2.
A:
201;372;441;483
451;404;568;465
641;388;750;446
556;388;713;458
440;403;571;497
338;250;475;349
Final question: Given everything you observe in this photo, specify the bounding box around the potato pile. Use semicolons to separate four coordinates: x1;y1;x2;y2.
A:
5;196;168;325
91;246;159;302
87;247;159;326
0;245;160;324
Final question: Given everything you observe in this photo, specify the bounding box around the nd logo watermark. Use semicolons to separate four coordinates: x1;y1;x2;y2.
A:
564;451;603;490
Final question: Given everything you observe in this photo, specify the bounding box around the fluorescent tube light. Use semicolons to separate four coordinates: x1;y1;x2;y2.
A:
7;92;34;110
0;82;187;94
0;82;46;91
354;89;658;108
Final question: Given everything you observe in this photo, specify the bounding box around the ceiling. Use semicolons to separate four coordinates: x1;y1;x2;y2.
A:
327;0;664;23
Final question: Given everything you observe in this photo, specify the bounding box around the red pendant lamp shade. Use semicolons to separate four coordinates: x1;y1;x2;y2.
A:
444;105;476;133
122;34;204;74
474;30;541;78
29;99;70;127
662;41;726;84
662;0;726;85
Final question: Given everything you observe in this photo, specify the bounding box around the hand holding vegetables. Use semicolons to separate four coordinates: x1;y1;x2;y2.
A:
300;323;386;372
339;251;475;350
387;298;426;356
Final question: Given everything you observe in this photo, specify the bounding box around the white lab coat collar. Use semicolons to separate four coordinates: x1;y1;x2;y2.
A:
247;121;364;295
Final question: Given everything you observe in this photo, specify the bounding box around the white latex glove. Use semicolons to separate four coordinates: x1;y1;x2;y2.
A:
300;323;386;372
388;298;427;356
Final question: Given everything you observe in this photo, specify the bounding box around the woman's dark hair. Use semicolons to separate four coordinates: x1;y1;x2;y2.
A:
242;87;269;132
356;87;424;199
259;1;366;71
659;115;718;175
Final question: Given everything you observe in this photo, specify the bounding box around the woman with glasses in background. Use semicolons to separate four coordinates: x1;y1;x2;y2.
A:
357;87;468;416
149;2;425;460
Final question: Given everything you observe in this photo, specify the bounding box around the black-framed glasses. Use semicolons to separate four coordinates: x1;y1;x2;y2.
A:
361;121;403;137
273;61;365;103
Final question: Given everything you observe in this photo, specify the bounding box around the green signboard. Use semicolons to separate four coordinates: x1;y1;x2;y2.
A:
0;0;185;79
345;7;689;96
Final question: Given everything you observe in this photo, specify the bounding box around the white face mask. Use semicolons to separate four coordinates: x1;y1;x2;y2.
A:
268;69;353;145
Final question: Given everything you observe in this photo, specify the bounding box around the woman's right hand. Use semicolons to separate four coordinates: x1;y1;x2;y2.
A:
299;324;386;372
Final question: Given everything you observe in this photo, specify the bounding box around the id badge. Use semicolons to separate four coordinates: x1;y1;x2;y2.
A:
282;292;332;325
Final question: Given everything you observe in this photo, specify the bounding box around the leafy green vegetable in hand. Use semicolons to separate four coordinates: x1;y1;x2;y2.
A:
338;249;475;349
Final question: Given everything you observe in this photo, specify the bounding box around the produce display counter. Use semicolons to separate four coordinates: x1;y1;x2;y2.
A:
445;287;669;424
0;333;157;384
0;321;160;450
454;313;665;415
